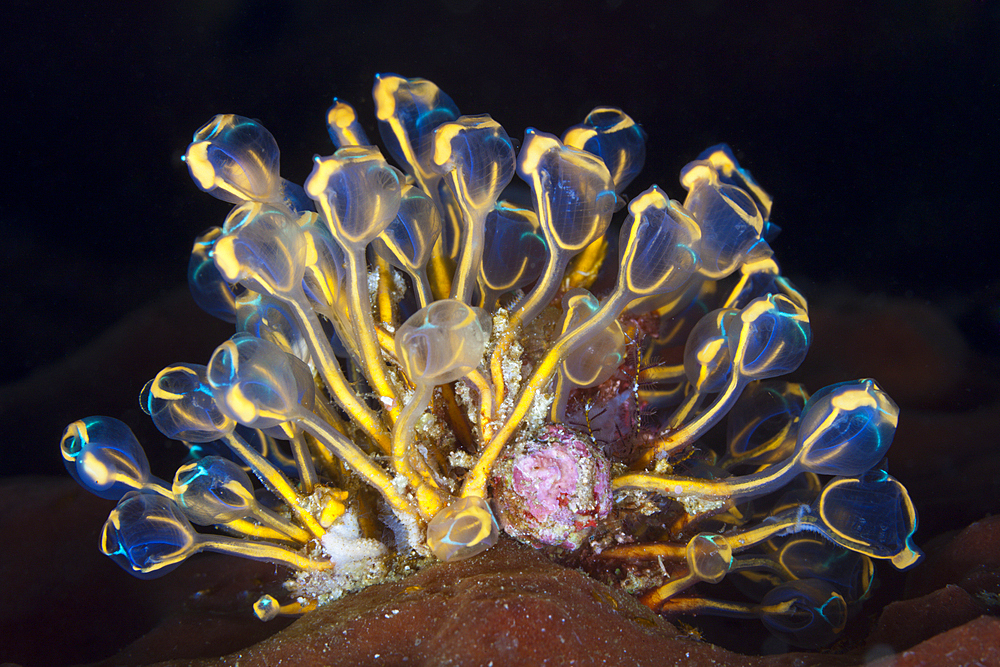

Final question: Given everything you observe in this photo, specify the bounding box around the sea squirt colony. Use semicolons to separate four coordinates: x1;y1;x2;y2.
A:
60;74;921;648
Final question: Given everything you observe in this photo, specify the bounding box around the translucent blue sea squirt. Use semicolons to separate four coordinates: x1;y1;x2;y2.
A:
60;75;921;646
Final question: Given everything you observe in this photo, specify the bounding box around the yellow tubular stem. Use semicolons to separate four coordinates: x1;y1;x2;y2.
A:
462;368;495;443
223;518;310;544
319;493;348;526
638;383;688;408
195;535;333;571
642;572;698;609
295;408;419;519
283;599;319;615
382;114;459;297
284;290;393;453
412;270;435;309
409;446;447;518
644;301;797;463
255;500;321;542
550;371;571;423
598;542;687;560
440;383;474;451
489;248;572;406
486;180;561;404
489;325;517;407
376;254;397;328
385;115;435;194
722;515;804;548
391;384;446;519
223;507;313;544
464;287;629;499
344;250;401;422
633;395;857;499
303;428;347;480
258;596;318;619
657;597;764;617
511;249;567;324
729;555;782;572
289;431;318;493
375;324;404;372
639;364;686;384
250;503;314;543
312;393;351;438
444;169;486;305
599;517;797;562
644;368;746;465
612;455;798;502
664;389;705;431
721;272;753;310
508;154;588;327
426;241;453;302
222;433;327;539
564;237;608;291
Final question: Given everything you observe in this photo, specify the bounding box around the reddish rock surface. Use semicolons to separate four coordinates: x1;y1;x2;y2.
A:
905;516;1000;600
865;616;1000;667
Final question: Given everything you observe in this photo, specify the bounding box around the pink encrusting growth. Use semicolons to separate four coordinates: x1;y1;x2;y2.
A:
493;424;611;549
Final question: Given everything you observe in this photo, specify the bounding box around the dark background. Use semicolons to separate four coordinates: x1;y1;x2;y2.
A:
2;0;997;470
1;3;999;664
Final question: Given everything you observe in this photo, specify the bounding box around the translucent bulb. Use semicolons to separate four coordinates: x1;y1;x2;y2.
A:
102;490;324;579
432;114;515;215
394;299;491;385
759;579;847;649
683;308;738;393
696;143;773;221
796;379;898;476
426;496;499;561
815;467;921;568
236;291;309;363
616;186;702;299
686;533;733;584
326;98;370;148
433;114;516;302
172;456;257;525
183;114;282;205
724;381;808;468
478;202;546;309
140;363;236;443
207;333;308;429
518;128;617;253
563;106;647;194
297;212;349;316
371;183;442;307
373;73;460;184
187;226;237;323
305;146;403;250
725;294;811;379
60;417;151;500
102;491;195;578
214;202;308;296
681;160;764;280
559;288;625;388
